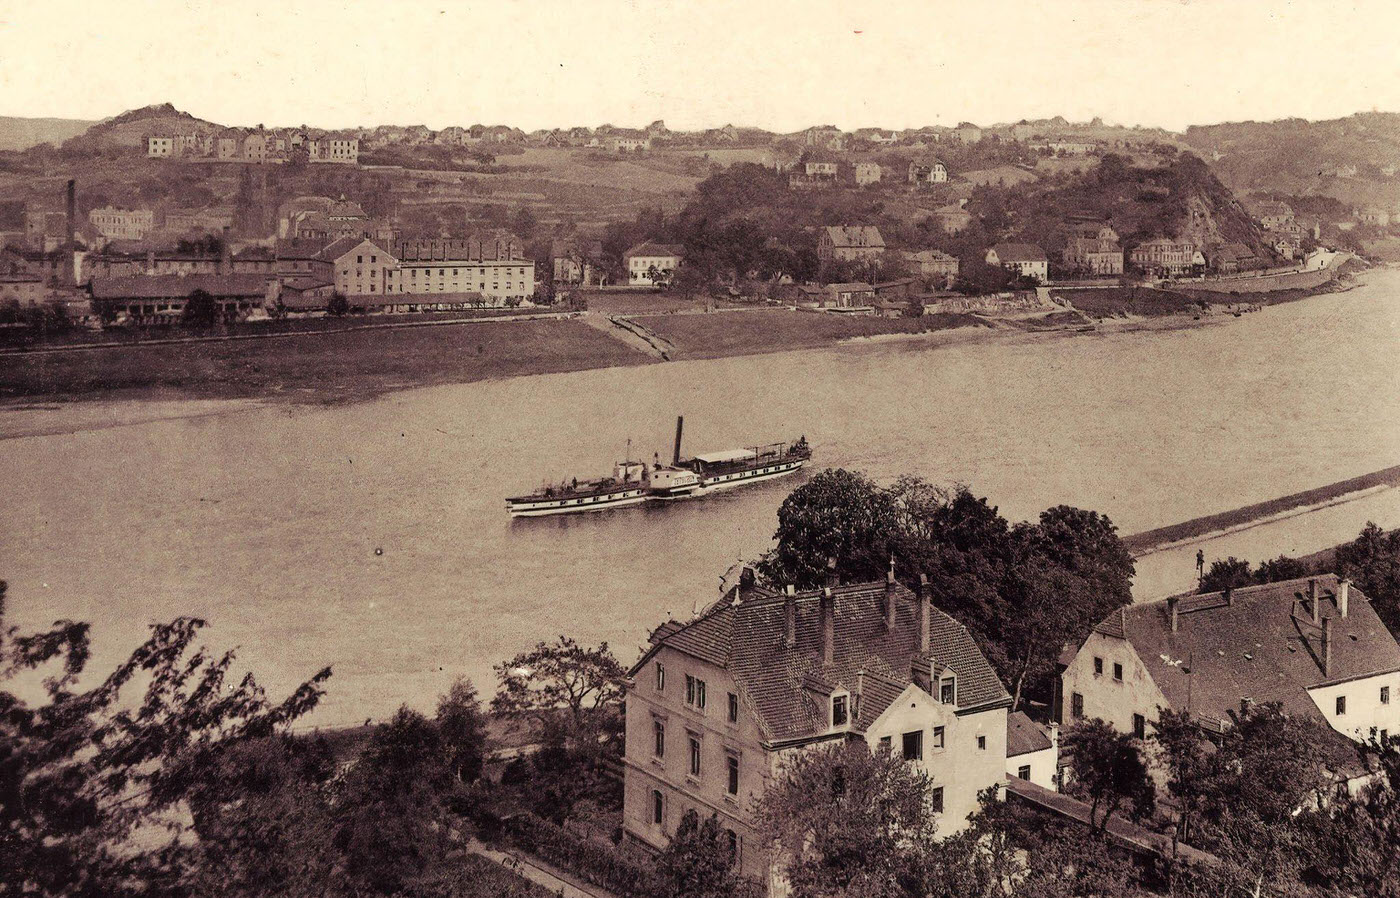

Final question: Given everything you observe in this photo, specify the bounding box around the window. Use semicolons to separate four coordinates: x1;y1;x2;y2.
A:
725;830;740;866
655;662;665;691
653;720;665;758
652;789;663;825
902;730;923;761
879;736;892;751
685;675;694;705
940;679;955;705
1383;686;1391;705
930;786;944;814
727;692;739;723
932;726;945;750
1071;692;1084;719
1336;695;1347;716
357;255;363;264
689;737;701;777
1113;662;1124;682
1132;713;1146;740
727;755;739;795
696;679;706;710
832;694;849;727
1018;765;1031;781
1094;656;1104;676
977;735;987;751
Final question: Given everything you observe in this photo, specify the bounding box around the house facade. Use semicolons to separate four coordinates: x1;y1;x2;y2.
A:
321;237;398;297
1129;238;1203;276
908;160;949;186
854;163;882;186
817;226;885;264
1062;234;1124;276
985;243;1048;282
623;572;1017;896
902;249;960;282
88;207;154;241
394;235;535;303
1059;576;1400;753
624;242;684;286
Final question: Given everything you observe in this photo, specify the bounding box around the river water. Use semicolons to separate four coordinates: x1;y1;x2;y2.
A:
4;270;1400;727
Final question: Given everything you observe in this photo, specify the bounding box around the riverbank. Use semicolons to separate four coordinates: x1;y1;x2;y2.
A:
0;264;1369;410
1123;464;1400;556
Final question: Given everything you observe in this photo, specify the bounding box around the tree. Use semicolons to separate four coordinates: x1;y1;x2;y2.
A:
1062;718;1155;831
757;468;905;589
183;287;220;327
436;676;488;784
326;292;350;317
1199;556;1253;593
0;580;331;898
756;740;934;898
491;635;626;749
1252;554;1310;585
1335;522;1400;634
655;810;744;898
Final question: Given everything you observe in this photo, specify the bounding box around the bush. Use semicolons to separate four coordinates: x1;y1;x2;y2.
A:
502;812;662;897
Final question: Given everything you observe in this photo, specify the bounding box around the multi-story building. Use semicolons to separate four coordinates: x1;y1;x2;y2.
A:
88;207;154;241
1058;576;1400;762
1256;201;1295;231
901;249;960;282
551;237;604;285
309;136;359;164
1129;238;1203;276
0;271;45;306
908;160;949;186
394;235;535;303
817;226;885;265
623;242;683;286
1062;227;1124;276
319;237;398;297
624;571;1016;895
147;136;175;157
854;162;882;186
985;243;1048;282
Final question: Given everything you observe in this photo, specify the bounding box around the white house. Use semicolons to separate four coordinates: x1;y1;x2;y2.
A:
624;242;684;286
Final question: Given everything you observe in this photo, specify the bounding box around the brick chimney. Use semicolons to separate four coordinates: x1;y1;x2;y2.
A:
884;560;897;631
917;573;930;655
1322;615;1333;677
820;586;835;665
825;557;839;589
784;585;797;648
1309;578;1319;624
1338;579;1350;618
1167;595;1180;633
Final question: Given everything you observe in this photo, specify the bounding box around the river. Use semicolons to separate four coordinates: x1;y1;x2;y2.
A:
4;270;1400;727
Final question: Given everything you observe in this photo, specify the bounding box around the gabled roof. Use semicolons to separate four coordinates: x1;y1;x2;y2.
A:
1007;710;1053;757
989;243;1047;262
635;579;1011;744
827;281;874;292
823;226;885;249
1091;575;1400;728
315;236;394;263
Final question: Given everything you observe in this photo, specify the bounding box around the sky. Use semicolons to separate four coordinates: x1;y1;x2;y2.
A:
1;0;1398;134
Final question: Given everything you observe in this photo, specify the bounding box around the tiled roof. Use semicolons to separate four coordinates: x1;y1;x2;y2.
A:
1093;575;1400;727
638;579;1011;743
90;274;271;299
315;236;393;263
624;241;684;260
990;243;1047;262
1007;711;1053;757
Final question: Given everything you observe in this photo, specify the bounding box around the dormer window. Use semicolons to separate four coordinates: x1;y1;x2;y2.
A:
939;676;956;706
832;693;849;727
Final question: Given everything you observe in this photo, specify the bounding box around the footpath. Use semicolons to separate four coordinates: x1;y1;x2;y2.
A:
466;839;623;898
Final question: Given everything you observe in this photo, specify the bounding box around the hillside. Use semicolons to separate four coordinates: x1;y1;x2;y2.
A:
1181;112;1400;207
65;103;222;150
0;116;97;151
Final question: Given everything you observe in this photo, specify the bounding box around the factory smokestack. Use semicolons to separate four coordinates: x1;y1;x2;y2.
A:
64;179;75;286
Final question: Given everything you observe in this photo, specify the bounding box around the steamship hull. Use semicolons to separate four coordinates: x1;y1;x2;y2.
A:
506;487;649;517
694;457;808;492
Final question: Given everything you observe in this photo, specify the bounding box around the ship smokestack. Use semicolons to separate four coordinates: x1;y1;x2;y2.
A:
672;416;684;466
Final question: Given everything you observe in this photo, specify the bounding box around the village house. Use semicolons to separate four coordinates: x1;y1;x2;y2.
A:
393;234;535;303
1129;238;1203;276
319;237;398;297
854;162;882;186
0;271;45;306
308;135;359;164
824;281;876;310
901;249;960;283
606;132;651;153
623;242;684;286
1255;201;1295;231
623;570;1019;895
88;207;154;241
932;202;972;235
1206;242;1259;274
551;237;605;285
908;160;949;186
1006;710;1058;791
985;243;1048;282
817;226;885;265
1061;225;1124;276
1058;576;1400;789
